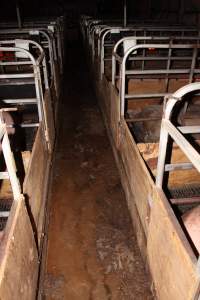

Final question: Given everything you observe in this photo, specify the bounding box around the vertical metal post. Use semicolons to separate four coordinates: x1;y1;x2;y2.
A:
124;0;127;28
155;123;169;188
2;132;22;201
16;1;22;29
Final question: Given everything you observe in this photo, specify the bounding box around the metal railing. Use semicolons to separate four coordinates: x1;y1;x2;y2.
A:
112;36;200;84
0;41;49;144
156;82;200;188
119;44;200;118
0;29;59;95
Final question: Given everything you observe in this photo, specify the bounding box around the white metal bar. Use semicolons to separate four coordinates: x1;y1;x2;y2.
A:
155;124;169;188
165;162;194;172
178;126;200;134
0;211;10;218
163;120;200;172
20;123;39;128
125;69;200;75
0;40;49;89
0;74;34;79
2;98;37;104
125;93;170;99
120;44;200;117
0;125;6;141
156;83;200;188
0;172;9;180
1;132;22;200
0;61;32;66
112;35;200;86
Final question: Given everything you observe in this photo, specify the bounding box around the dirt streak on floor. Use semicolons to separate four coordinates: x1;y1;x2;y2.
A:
42;42;154;300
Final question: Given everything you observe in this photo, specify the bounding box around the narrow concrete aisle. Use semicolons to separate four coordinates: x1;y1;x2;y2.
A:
42;41;153;300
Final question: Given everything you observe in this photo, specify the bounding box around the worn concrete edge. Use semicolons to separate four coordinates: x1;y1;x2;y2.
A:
36;87;64;300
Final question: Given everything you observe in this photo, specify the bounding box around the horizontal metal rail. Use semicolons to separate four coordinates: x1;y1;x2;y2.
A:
124;93;171;99
112;38;200;84
98;26;200;79
2;98;37;104
0;39;49;89
156;82;200;188
165;162;194;171
0;45;49;141
0;73;34;79
125;69;200;75
120;44;200;117
155;83;200;267
0;112;22;201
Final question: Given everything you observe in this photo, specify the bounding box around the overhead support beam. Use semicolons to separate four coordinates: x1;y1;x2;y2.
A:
16;1;22;29
123;0;127;27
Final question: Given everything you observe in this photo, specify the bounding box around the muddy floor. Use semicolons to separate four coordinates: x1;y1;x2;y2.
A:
42;40;154;300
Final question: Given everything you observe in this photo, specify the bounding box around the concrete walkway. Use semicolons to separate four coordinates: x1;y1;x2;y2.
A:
42;41;153;300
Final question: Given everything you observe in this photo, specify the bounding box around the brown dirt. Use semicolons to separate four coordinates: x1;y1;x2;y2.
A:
42;42;154;300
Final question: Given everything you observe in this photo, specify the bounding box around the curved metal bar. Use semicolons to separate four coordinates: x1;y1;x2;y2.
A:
0;27;60;73
0;120;22;201
112;35;200;85
0;45;37;65
100;27;124;78
120;43;200;118
0;28;56;62
88;20;102;45
0;16;65;72
0;39;49;90
0;28;60;96
156;82;200;188
91;24;109;59
164;82;200;120
100;27;143;77
37;29;57;72
112;36;168;85
0;45;48;136
99;25;200;63
97;26;112;57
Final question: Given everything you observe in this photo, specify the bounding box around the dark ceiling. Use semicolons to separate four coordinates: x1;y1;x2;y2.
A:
1;0;200;25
